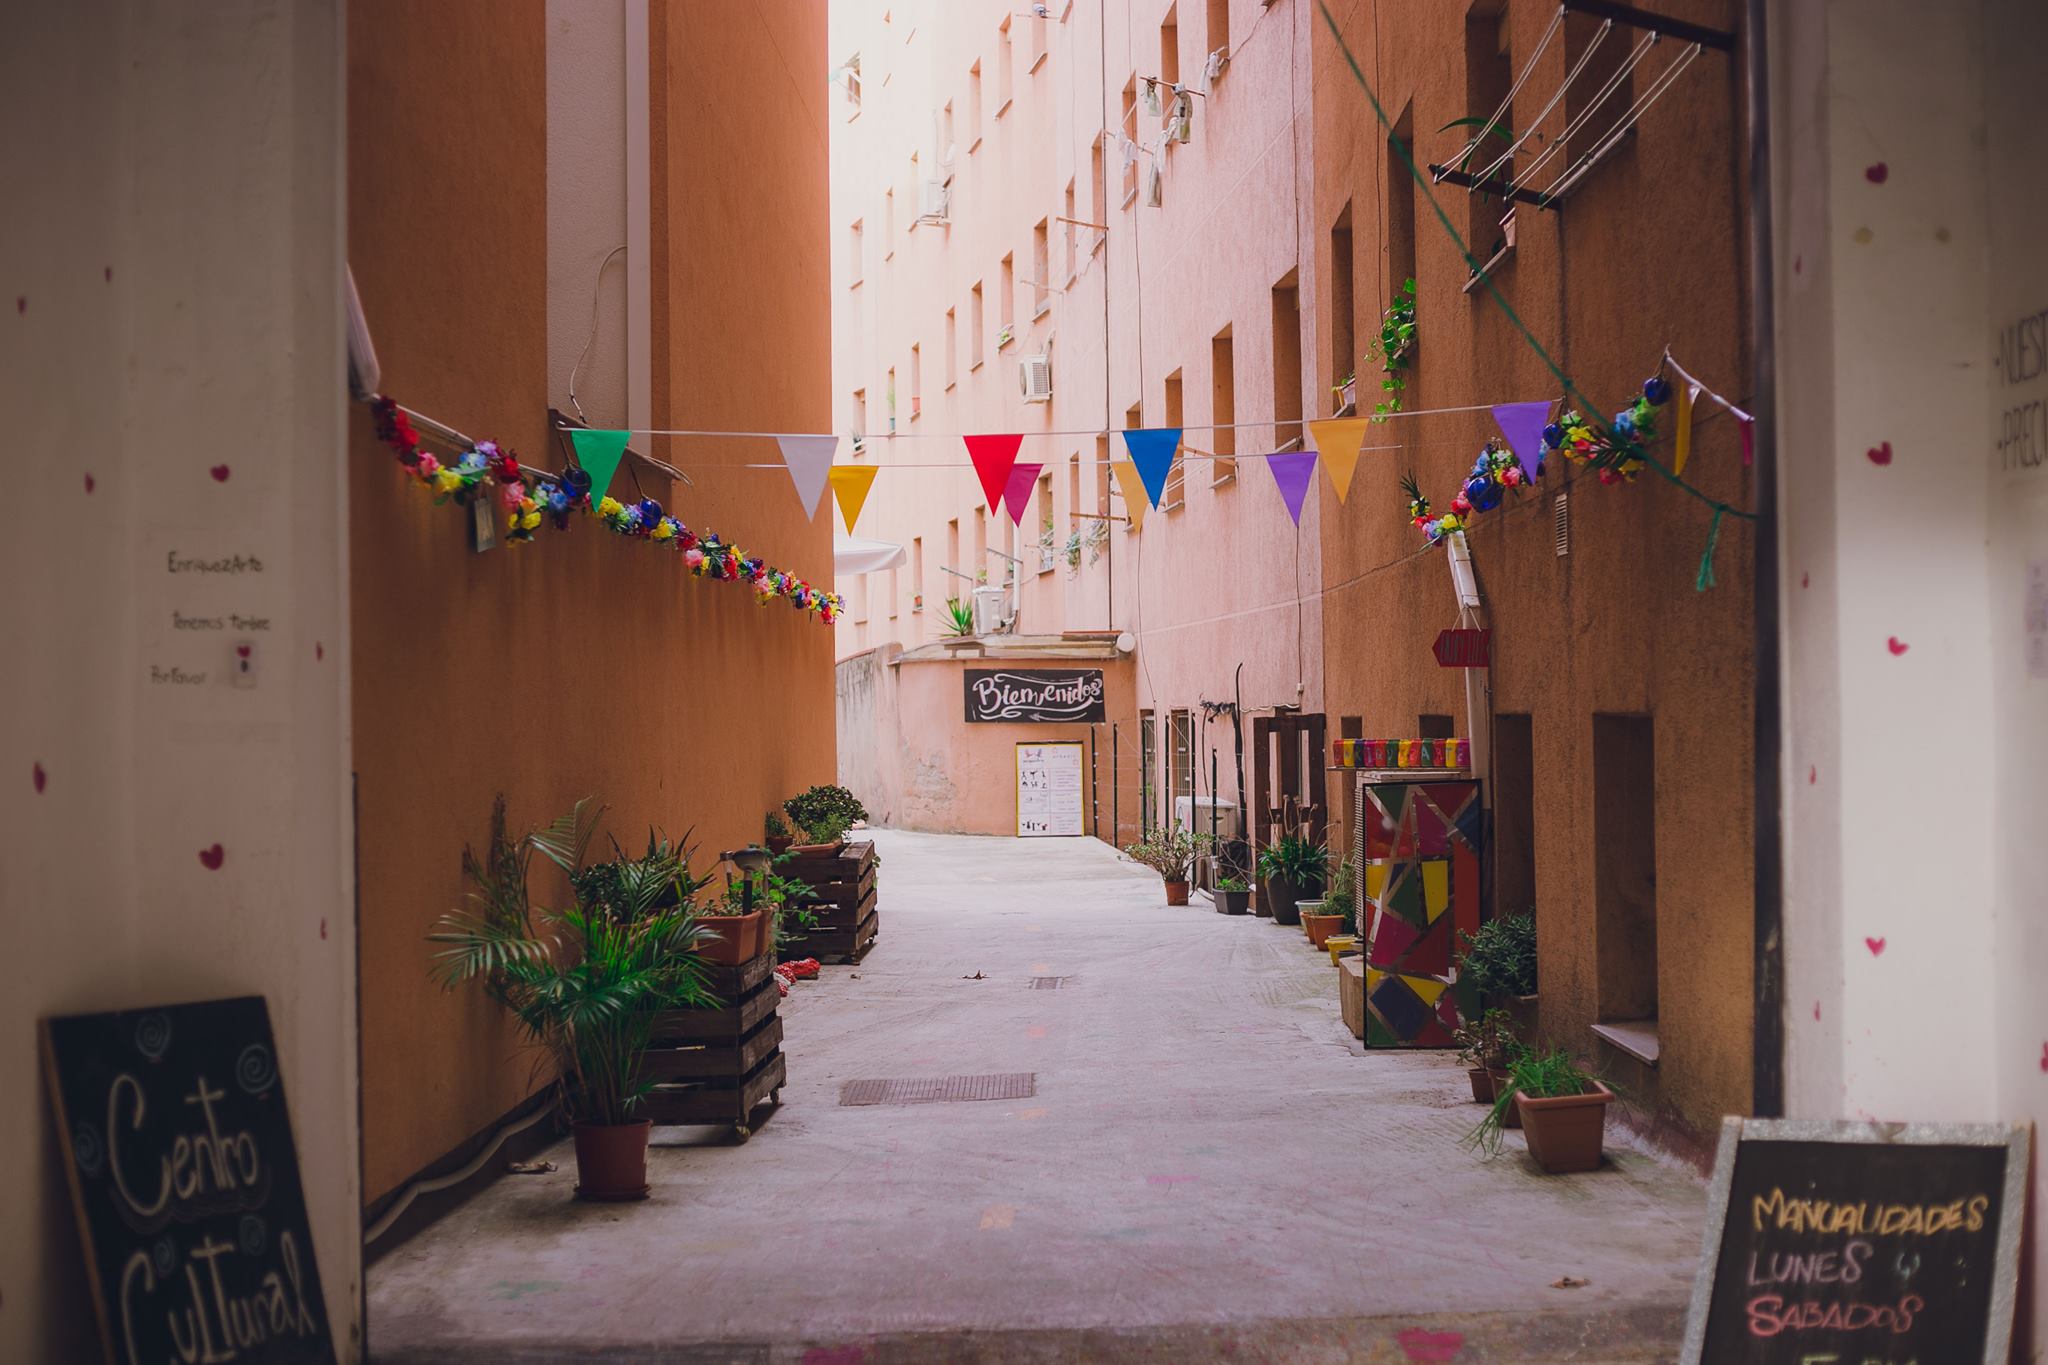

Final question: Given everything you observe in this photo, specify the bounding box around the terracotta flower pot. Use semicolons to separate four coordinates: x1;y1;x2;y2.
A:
1302;911;1343;949
1296;901;1323;936
698;908;765;965
1164;878;1190;906
1489;1070;1521;1128
573;1120;651;1201
1468;1067;1496;1104
1214;887;1252;915
789;839;845;857
1516;1081;1613;1173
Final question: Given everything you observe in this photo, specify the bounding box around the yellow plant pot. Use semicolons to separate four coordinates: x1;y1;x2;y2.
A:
1326;934;1358;965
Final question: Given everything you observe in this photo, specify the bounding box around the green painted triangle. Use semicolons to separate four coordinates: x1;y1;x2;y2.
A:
1386;864;1424;927
569;428;631;507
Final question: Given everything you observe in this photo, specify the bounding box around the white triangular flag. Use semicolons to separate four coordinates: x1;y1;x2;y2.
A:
776;434;839;518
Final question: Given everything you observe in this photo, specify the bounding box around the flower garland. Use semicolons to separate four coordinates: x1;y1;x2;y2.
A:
1540;377;1671;485
370;396;843;624
1404;440;1534;545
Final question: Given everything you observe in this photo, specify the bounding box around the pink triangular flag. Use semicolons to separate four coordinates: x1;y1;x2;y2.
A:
1002;462;1043;525
775;434;839;517
965;433;1023;512
1265;450;1318;526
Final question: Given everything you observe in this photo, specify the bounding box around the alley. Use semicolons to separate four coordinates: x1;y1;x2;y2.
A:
368;831;1707;1363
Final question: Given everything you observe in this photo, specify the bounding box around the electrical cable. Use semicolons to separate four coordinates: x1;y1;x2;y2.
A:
568;244;627;424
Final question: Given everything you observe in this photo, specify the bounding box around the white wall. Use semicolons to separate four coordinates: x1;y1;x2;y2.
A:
1777;0;2048;1340
0;3;358;1360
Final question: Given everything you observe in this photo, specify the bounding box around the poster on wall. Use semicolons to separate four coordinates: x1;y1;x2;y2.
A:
1017;741;1085;836
40;995;338;1364
965;669;1106;723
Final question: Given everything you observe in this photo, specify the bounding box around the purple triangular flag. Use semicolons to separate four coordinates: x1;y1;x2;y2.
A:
1266;450;1318;526
775;434;839;517
1490;400;1553;480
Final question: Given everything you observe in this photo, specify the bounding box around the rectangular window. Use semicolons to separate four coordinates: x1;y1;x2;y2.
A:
843;52;862;112
1169;709;1194;817
1493;712;1537;920
1593;714;1657;1024
1271;274;1302;451
912;536;925;616
1095;433;1112;516
1139;709;1158;834
968;62;983;148
1120;404;1143;532
1120;79;1138;202
942;100;956;162
888;566;899;619
1031;219;1050;316
1091;137;1108;233
970;282;985;367
1330;204;1354;401
1062;181;1077;281
947;517;960;588
1029;9;1048;70
855;576;870;623
849;219;864;286
1210;328;1236;485
1037;471;1056;572
1207;0;1229;63
1464;2;1513;256
1159;5;1180;88
909;343;922;420
973;504;988;577
999;253;1015;338
1067;453;1081;540
1565;9;1632;168
852;388;867;446
886;366;897;433
1418;713;1456;739
944;308;958;388
1161;369;1185;511
1386;109;1417;302
996;18;1014;113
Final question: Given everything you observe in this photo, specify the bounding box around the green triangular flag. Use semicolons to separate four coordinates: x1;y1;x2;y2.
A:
569;428;631;508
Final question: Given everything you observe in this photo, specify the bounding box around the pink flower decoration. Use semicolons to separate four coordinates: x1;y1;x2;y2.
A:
500;480;526;510
685;548;706;570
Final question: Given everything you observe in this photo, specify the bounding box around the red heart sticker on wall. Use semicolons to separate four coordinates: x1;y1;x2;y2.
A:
33;762;47;794
198;843;226;871
1397;1329;1466;1363
84;473;95;494
1866;162;1889;184
1865;936;1886;956
1887;637;1909;656
236;644;251;659
1866;442;1892;466
209;464;231;483
315;642;324;661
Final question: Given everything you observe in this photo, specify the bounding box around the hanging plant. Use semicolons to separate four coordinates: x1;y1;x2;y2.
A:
1364;278;1417;419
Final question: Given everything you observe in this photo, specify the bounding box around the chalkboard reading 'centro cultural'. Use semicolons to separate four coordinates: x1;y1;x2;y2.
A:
964;668;1106;723
1682;1118;2027;1365
41;995;336;1365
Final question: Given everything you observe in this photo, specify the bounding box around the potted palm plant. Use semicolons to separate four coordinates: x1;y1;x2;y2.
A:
1300;859;1353;948
429;797;718;1201
940;596;978;643
1122;823;1210;904
1256;833;1326;926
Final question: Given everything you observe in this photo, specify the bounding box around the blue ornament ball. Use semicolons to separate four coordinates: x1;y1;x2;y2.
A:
1542;423;1563;448
1644;376;1671;405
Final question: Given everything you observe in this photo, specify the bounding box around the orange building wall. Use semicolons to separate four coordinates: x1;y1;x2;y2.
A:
348;0;833;1204
1312;0;1755;1146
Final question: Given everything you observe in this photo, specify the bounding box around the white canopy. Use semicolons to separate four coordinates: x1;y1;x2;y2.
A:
833;535;907;576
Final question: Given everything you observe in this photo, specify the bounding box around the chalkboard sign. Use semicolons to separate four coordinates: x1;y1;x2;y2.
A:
964;668;1106;723
1682;1118;2028;1365
41;995;337;1365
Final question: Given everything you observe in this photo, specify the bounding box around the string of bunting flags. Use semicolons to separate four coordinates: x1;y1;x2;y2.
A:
367;396;848;625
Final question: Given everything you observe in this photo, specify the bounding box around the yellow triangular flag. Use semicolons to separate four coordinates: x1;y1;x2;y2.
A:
1307;418;1370;503
827;464;878;532
1672;382;1700;477
1110;459;1147;532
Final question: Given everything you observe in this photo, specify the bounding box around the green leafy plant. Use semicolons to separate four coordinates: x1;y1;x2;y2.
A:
1315;858;1357;933
1214;875;1249;893
764;809;793;843
1364;278;1417;419
1467;1046;1600;1157
1457;912;1537;1000
943;596;977;637
1437;115;1517;195
1256;833;1328;896
1451;1007;1519;1074
569;827;711;924
428;797;718;1127
784;784;869;846
713;859;818;953
1122;823;1212;882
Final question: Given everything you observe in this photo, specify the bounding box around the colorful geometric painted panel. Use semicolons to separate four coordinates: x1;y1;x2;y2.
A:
1356;777;1485;1048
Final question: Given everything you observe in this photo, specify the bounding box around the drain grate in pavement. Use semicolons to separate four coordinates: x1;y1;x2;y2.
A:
838;1073;1037;1106
1029;976;1070;990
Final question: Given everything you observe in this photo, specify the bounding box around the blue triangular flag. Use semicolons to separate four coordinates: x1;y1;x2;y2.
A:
1120;428;1182;509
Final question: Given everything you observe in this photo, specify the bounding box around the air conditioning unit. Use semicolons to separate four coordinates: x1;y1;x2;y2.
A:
971;584;1013;635
1019;353;1053;403
918;178;951;221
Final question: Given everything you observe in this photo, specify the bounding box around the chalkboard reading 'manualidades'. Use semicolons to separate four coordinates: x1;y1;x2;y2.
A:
1682;1118;2028;1365
41;996;336;1365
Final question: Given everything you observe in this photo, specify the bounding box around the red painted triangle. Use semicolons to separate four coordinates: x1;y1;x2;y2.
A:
964;433;1024;512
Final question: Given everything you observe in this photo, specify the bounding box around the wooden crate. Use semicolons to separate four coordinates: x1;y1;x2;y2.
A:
783;840;880;965
637;952;784;1140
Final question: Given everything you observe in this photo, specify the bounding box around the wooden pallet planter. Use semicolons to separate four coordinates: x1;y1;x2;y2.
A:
637;951;785;1141
782;840;881;965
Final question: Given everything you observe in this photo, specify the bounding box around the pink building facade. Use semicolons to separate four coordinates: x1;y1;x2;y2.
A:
831;0;1325;839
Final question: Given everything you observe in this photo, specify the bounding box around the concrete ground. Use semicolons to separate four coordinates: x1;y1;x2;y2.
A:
368;830;1708;1363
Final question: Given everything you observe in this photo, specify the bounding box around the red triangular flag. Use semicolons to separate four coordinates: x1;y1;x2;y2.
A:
964;433;1023;512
